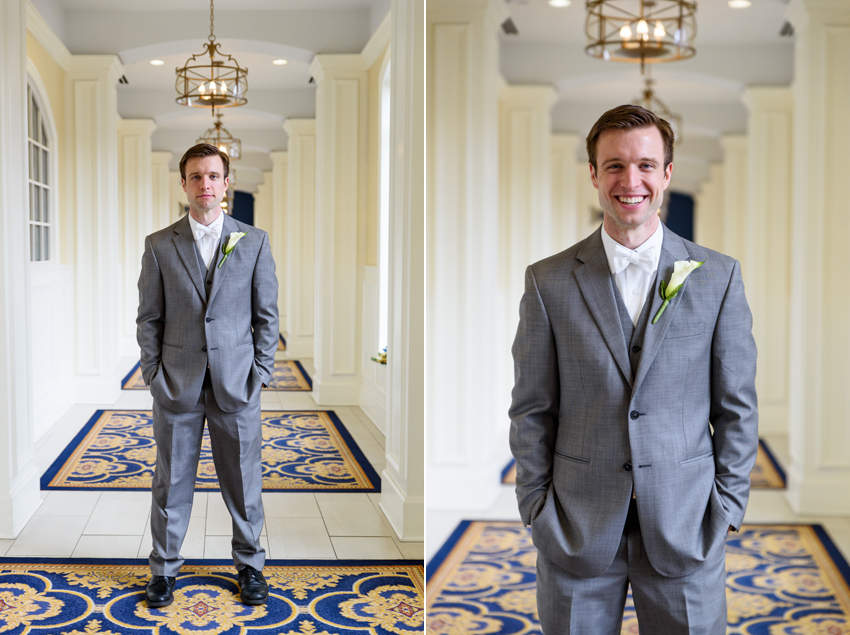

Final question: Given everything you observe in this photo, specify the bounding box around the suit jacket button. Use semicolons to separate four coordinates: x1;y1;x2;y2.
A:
632;345;641;354
202;346;207;352
206;280;212;285
205;317;212;322
623;462;632;471
630;410;640;420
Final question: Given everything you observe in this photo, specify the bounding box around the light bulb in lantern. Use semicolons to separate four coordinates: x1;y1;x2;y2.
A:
620;23;632;40
636;19;648;35
654;21;665;39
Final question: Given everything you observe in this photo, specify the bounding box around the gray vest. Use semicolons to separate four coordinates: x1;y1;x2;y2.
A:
610;273;657;381
194;237;222;301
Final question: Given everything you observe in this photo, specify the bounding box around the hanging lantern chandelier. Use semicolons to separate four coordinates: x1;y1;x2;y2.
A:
197;108;242;160
175;0;248;108
633;75;683;143
585;0;697;71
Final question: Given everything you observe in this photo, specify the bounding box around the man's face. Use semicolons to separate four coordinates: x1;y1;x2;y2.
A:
590;126;672;234
182;155;229;216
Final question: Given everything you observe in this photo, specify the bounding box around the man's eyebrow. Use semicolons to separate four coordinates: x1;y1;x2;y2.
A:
601;156;659;166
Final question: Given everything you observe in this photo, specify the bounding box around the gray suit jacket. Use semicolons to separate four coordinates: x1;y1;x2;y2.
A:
509;225;758;579
136;214;279;414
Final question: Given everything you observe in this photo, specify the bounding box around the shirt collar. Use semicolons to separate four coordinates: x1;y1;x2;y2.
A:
601;220;664;275
187;211;224;242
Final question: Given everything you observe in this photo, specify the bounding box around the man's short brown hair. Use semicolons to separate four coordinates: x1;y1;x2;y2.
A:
586;105;674;171
179;143;230;181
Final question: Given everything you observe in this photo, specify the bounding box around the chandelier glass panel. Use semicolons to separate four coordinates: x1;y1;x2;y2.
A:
176;0;248;107
585;0;697;69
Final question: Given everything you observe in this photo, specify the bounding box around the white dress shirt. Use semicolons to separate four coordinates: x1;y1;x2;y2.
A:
187;212;224;270
600;222;663;326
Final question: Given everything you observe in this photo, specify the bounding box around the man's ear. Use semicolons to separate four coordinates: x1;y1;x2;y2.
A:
589;163;599;190
181;179;187;193
663;162;673;190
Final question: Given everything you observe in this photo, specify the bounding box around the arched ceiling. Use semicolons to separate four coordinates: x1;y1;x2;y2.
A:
34;0;391;192
501;0;794;194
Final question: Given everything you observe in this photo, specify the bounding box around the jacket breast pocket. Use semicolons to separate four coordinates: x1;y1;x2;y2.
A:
666;322;705;339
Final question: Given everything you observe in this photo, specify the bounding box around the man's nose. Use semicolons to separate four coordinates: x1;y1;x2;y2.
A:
623;165;641;189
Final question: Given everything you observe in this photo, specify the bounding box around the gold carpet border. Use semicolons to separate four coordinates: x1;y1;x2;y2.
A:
46;411;376;491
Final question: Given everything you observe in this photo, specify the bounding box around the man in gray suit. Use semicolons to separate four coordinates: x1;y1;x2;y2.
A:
509;105;758;633
137;143;278;607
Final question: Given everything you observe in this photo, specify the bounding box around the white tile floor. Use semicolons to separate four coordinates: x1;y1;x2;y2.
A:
6;353;423;564
425;434;850;567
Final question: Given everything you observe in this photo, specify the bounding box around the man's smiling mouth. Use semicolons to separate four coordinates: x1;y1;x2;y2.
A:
617;196;646;205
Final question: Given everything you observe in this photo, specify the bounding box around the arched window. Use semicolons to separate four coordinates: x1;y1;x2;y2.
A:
27;82;52;262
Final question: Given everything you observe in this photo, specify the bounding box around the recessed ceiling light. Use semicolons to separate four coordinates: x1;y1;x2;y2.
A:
547;0;571;6
273;59;289;65
727;0;752;8
149;59;165;66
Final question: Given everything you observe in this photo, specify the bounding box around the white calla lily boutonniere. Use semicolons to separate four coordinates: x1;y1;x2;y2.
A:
218;231;248;269
652;259;705;324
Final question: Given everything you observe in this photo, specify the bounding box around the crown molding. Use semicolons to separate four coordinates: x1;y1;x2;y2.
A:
26;0;71;70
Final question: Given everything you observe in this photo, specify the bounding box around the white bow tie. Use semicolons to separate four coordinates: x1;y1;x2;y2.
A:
193;223;221;243
610;243;658;276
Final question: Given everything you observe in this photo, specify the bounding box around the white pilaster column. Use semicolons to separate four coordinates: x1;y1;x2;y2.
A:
499;85;558;338
743;87;793;437
551;133;580;252
169;171;184;224
269;152;288;336
66;55;123;402
379;0;424;542
0;0;40;538
282;120;316;360
427;0;509;510
151;152;172;231
117;118;155;358
719;135;748;264
254;171;273;233
576;160;600;239
694;164;724;252
785;0;850;515
310;55;369;405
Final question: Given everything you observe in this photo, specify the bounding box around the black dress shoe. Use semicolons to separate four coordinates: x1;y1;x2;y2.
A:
145;575;176;607
237;566;268;605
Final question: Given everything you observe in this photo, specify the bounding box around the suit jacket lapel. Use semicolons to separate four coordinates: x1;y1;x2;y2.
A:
632;225;691;396
173;216;207;303
574;229;633;387
207;215;238;308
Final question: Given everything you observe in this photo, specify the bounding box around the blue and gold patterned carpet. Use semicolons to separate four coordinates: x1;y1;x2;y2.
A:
0;559;423;635
41;410;380;493
121;360;311;391
426;521;850;634
501;438;786;490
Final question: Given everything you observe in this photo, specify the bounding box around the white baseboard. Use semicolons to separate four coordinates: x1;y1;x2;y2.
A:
0;463;41;539
359;381;386;436
379;470;424;541
427;465;505;511
785;465;850;515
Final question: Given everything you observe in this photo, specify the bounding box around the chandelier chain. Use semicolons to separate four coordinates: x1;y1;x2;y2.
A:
209;0;215;43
